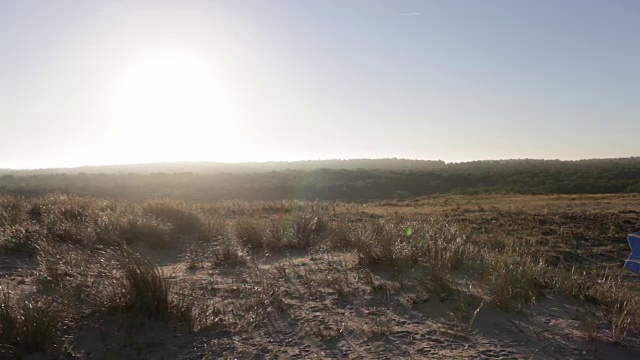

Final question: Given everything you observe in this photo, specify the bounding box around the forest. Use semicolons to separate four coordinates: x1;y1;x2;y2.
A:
1;158;639;202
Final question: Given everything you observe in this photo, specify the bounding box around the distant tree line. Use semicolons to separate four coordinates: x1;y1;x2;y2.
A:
1;158;639;202
0;158;446;176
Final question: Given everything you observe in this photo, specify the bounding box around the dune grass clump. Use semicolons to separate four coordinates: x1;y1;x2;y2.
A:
186;235;249;268
576;269;640;344
0;224;44;256
261;216;287;250
350;219;471;270
33;241;100;301
121;257;170;321
0;290;64;355
403;219;471;270
143;199;205;236
0;196;25;228
29;195;110;246
347;217;553;312
35;241;70;289
197;217;229;242
285;209;328;249
325;219;355;251
234;217;264;251
211;236;249;266
351;221;399;266
119;216;174;249
482;252;547;311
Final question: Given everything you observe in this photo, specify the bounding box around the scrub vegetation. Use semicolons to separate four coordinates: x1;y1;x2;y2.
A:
1;193;639;358
1;157;640;202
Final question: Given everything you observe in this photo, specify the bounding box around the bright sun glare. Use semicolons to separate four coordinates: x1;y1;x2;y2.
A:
110;48;240;164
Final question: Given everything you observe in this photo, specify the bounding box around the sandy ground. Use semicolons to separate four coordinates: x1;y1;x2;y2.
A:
2;193;640;359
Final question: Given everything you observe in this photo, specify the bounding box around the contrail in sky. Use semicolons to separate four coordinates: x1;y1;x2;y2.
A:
401;12;420;16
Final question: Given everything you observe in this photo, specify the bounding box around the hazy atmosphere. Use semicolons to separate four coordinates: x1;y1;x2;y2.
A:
3;2;640;359
2;0;638;169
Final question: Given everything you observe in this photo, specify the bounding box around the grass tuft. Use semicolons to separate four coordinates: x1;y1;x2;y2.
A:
234;218;264;251
121;257;170;321
483;252;546;312
0;289;64;355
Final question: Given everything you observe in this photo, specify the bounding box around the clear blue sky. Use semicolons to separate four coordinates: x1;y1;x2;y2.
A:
1;0;638;169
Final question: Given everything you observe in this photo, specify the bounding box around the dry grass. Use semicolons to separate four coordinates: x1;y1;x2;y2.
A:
143;199;206;236
120;256;171;321
482;252;547;311
233;217;264;250
0;289;64;356
120;216;174;249
0;193;639;358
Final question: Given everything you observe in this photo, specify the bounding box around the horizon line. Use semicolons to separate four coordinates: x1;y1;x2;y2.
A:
2;156;639;172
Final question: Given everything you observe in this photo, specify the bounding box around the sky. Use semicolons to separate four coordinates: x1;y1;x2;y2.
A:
1;0;638;169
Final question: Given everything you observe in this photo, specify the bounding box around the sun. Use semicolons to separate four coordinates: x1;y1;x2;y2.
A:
109;48;241;164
